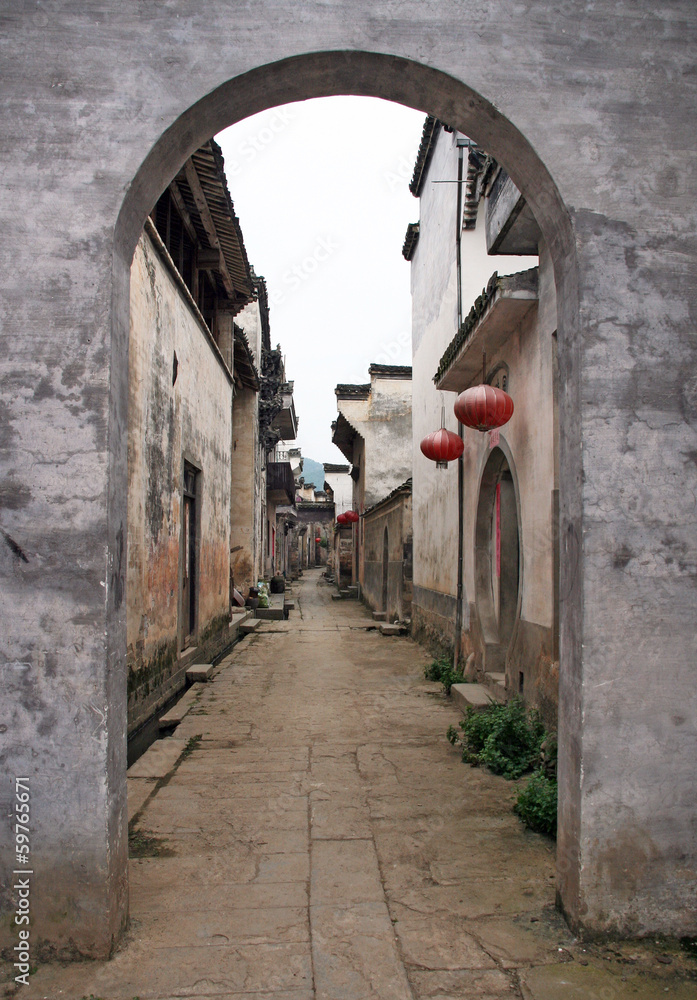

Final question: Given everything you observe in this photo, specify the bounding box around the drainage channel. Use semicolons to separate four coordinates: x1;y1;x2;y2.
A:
126;634;242;768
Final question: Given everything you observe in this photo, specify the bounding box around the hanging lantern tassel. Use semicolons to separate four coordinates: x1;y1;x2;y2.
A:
420;427;464;469
454;383;514;432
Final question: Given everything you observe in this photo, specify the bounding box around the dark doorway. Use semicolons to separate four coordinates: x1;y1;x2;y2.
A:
382;527;389;614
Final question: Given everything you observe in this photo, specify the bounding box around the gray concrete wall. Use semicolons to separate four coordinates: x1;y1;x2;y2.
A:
127;230;234;734
0;1;695;953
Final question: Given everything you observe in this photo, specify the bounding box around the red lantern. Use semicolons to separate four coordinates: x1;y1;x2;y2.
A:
315;537;321;543
454;384;513;432
337;513;349;525
345;510;359;523
420;427;464;469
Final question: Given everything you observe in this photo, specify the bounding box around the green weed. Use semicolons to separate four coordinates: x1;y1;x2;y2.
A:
514;770;558;837
182;734;203;757
425;656;464;695
451;697;545;779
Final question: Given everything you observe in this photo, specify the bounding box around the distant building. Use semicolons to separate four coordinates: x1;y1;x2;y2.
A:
361;479;413;622
330;365;412;595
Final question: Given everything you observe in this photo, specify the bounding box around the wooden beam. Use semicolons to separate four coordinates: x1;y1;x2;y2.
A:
168;181;198;245
184;159;235;299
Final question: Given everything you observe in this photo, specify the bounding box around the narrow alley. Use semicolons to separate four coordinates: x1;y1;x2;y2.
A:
10;570;695;1000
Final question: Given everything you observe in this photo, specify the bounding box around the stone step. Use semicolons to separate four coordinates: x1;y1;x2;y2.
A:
127;737;188;778
186;663;213;682
284;600;295;611
158;683;203;729
483;671;507;704
451;683;495;714
379;623;407;637
240;618;263;634
255;607;285;620
372;611;387;621
331;593;345;601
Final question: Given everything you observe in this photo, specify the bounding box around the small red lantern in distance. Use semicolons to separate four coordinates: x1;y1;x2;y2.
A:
420;427;464;469
315;537;321;543
454;384;513;432
345;510;359;523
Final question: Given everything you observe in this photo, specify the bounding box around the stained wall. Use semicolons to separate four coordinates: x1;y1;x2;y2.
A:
127;230;233;732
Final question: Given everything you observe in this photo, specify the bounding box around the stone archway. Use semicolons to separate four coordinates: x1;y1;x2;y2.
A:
109;54;583;954
2;4;695;959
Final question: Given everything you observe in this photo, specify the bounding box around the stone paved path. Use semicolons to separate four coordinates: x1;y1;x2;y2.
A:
7;569;696;999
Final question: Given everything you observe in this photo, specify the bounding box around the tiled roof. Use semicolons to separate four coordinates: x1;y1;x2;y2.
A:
402;222;420;260
369;364;412;379
409;115;441;197
175;140;254;309
433;268;539;386
335;384;371;399
362;478;413;518
323;463;350;473
463;147;493;230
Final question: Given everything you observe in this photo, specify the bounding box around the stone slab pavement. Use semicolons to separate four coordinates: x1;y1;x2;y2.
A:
5;569;695;999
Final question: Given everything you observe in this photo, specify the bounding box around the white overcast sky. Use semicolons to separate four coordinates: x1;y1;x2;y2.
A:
216;97;425;465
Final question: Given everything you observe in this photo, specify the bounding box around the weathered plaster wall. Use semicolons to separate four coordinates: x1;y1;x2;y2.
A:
127;231;233;732
230;385;260;596
0;0;695;952
362;493;413;622
455;241;557;722
364;378;413;508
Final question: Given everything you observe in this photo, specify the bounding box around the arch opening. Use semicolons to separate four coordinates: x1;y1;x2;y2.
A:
109;48;581;948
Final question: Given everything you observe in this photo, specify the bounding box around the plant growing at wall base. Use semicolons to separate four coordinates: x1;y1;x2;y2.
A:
450;698;546;779
424;656;464;695
514;769;557;837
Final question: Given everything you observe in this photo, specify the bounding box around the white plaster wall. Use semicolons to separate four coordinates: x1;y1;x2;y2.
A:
411;128;537;608
364;377;413;507
236;298;263;367
460;241;557;629
337;379;412;510
325;469;353;515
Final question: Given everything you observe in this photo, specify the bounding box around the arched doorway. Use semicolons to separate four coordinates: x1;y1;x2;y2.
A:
475;448;521;678
109;55;580;946
3;5;695;958
1;47;586;958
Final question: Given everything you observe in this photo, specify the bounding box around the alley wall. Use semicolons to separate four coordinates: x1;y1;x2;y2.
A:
127;230;233;733
410;129;537;656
